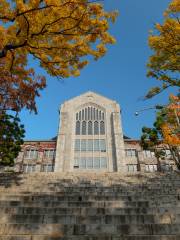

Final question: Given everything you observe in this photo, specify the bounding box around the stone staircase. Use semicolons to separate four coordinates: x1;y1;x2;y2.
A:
0;172;180;240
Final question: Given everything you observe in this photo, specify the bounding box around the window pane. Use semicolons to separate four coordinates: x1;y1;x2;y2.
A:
76;113;78;120
94;121;99;135
100;121;105;135
79;111;81;120
94;158;100;169
87;157;93;169
82;121;86;135
75;139;80;151
102;112;105;120
101;157;107;168
88;107;90;120
87;139;93;151
85;108;87;120
81;140;86;151
94;139;99;151
82;109;84;120
76;121;80;135
47;164;53;172
100;139;106;152
80;158;86;169
99;111;101;120
88;121;92;135
96;109;98;120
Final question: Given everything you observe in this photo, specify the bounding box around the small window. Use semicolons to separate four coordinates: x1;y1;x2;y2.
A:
23;164;36;173
145;164;157;172
44;149;55;159
24;149;38;159
143;150;155;158
127;164;137;172
41;164;54;172
125;149;136;157
74;158;79;168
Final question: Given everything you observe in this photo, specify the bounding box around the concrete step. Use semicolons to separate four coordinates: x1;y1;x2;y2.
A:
0;235;179;240
1;206;180;215
1;214;180;224
0;200;179;208
0;224;180;235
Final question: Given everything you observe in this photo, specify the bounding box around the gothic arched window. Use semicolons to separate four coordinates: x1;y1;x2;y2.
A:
76;121;80;135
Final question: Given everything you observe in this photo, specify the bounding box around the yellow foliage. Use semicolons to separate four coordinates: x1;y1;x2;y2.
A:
161;123;180;146
0;0;117;112
146;0;180;98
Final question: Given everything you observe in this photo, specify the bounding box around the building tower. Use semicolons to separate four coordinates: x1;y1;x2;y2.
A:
54;91;126;172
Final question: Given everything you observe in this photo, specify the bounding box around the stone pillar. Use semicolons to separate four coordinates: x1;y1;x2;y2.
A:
54;105;68;172
111;104;126;173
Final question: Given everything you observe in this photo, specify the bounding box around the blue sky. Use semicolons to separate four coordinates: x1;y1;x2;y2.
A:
20;0;172;140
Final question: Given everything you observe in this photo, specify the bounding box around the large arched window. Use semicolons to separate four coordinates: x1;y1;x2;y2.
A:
75;107;105;135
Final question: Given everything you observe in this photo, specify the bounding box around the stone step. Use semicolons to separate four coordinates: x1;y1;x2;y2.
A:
0;200;179;208
0;194;179;201
1;206;180;215
1;214;180;224
0;224;180;235
0;235;179;240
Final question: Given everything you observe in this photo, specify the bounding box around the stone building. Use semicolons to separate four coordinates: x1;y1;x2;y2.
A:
14;91;175;173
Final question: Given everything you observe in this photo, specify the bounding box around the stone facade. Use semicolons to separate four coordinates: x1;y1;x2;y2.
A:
13;91;176;173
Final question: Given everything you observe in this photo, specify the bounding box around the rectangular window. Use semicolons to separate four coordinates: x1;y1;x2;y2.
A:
100;139;106;152
24;149;38;159
127;164;137;172
143;150;155;158
23;164;36;173
41;164;54;172
145;164;157;172
74;139;80;151
44;149;55;159
125;149;136;157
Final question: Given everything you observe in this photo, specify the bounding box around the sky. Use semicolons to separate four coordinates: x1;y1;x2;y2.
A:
20;0;172;140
